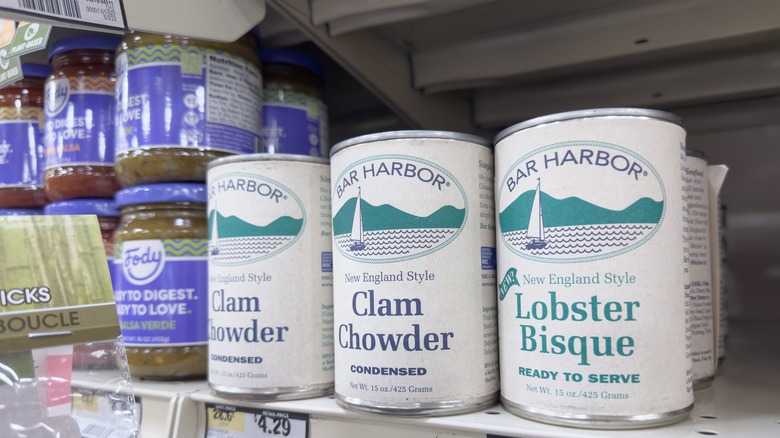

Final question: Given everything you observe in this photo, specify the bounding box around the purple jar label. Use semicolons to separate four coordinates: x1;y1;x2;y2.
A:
44;77;116;169
262;90;328;157
113;239;208;346
0;107;44;187
116;46;262;156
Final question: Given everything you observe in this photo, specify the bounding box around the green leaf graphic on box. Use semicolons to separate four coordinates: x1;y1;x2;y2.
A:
499;190;663;233
333;197;465;235
209;210;302;238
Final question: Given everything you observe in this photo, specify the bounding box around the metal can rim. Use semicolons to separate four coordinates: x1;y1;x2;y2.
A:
494;108;685;145
207;153;329;171
330;130;492;157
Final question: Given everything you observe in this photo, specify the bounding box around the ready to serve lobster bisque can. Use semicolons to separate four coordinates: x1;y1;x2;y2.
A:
206;154;334;400
494;109;693;429
684;150;715;390
330;131;499;415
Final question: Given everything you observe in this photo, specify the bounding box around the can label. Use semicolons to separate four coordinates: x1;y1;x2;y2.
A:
44;76;115;169
0;107;44;187
113;238;208;346
496;118;692;418
207;160;333;390
684;155;714;384
116;45;262;156
262;90;328;157
331;139;498;408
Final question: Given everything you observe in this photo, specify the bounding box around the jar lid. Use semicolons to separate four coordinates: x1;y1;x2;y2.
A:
0;208;42;216
21;63;51;78
115;183;207;207
48;35;122;61
260;48;324;78
44;199;119;217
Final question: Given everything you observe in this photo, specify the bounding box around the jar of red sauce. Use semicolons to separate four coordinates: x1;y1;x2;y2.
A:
0;64;49;208
44;36;122;201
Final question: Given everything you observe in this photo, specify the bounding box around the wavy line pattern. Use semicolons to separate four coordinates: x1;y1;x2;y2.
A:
210;236;295;261
334;228;456;257
69;77;114;92
503;224;655;257
0;107;41;120
126;45;246;66
164;239;208;257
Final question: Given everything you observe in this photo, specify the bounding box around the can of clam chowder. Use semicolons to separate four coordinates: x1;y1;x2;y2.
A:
207;154;334;400
330;131;499;415
494;109;693;428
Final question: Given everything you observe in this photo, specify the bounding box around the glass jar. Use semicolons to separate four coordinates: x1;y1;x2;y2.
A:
44;36;122;201
114;33;262;187
113;183;208;380
260;49;329;157
0;64;49;208
43;198;120;369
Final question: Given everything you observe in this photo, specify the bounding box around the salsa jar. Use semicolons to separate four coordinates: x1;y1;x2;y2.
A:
115;33;262;186
44;198;120;369
260;49;328;157
113;183;208;380
0;63;49;208
44;36;122;202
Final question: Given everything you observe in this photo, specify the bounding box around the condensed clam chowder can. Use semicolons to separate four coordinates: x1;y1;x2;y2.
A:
494;109;693;428
330;131;499;415
207;154;334;400
684;150;715;390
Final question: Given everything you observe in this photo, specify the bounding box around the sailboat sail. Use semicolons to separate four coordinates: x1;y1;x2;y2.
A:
525;179;547;250
211;200;220;255
349;187;366;251
527;180;544;240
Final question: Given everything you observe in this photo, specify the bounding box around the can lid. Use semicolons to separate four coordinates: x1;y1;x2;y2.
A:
21;63;51;78
0;208;42;216
330;130;492;157
44;199;119;217
208;152;329;170
259;48;324;78
48;35;122;61
495;108;685;145
115;183;207;207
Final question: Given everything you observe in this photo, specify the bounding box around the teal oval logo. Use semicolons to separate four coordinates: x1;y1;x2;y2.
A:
208;172;305;266
332;154;468;263
498;141;666;263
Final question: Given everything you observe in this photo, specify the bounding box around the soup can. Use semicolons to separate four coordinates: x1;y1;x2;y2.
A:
494;109;693;428
207;154;334;400
330;131;499;416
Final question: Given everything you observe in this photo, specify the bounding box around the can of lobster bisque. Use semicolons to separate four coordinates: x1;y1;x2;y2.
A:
330;130;499;416
494;109;693;429
207;154;334;400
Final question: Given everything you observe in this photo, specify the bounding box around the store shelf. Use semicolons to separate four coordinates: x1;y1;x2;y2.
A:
142;323;777;438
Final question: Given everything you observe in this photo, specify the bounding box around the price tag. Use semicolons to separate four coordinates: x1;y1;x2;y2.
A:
0;0;127;32
72;389;139;438
206;404;308;438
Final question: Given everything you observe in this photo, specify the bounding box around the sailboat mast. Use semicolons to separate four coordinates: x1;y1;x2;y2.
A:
536;178;544;240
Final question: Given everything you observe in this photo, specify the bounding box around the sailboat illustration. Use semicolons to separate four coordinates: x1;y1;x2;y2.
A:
210;200;220;256
525;178;548;250
349;187;367;251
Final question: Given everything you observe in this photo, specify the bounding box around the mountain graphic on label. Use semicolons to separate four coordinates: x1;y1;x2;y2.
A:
333;186;466;263
208;200;303;264
499;178;663;261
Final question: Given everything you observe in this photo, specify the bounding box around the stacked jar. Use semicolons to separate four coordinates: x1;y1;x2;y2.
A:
0;64;49;210
112;32;262;380
260;49;329;157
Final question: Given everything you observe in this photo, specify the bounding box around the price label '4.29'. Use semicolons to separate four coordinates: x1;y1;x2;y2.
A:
206;404;308;438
